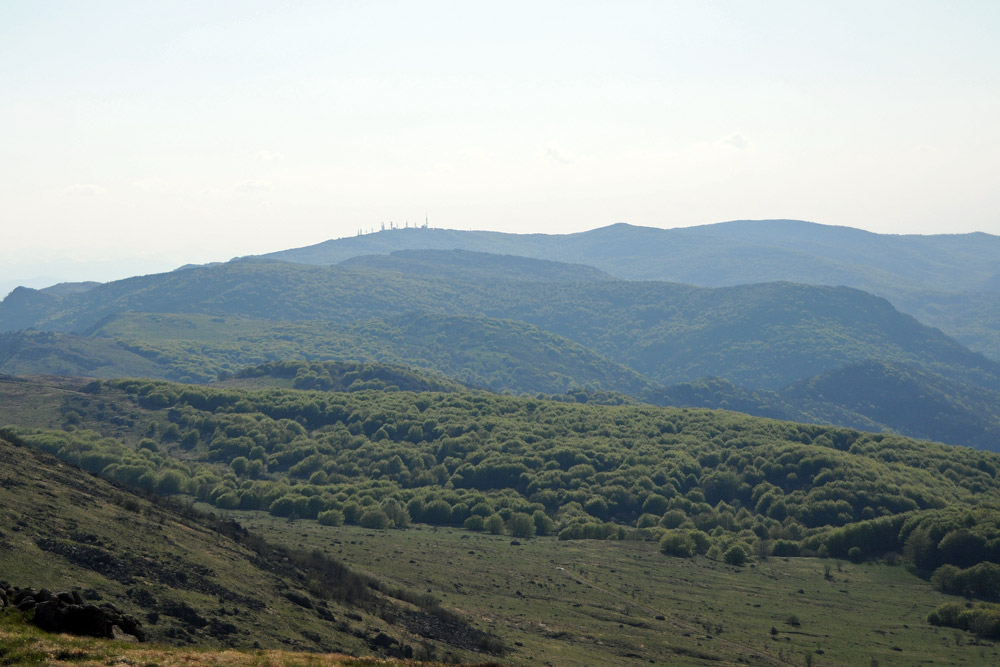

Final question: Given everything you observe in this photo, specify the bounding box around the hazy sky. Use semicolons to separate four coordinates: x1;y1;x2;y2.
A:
3;1;999;295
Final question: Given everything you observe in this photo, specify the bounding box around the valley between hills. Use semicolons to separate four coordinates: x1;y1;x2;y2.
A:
2;221;1000;666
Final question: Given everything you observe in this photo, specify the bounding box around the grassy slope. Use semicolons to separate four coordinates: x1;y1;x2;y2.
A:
0;330;166;379
0;427;501;663
228;515;998;667
0;613;476;667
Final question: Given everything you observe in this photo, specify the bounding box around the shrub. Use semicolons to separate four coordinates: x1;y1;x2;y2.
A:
660;509;687;529
484;513;505;535
269;495;297;518
359;507;391;530
771;540;801;557
508;512;536;538
381;499;411;528
463;515;485;531
155;469;188;495
724;543;751;567
931;562;1000;600
342;501;362;524
929;602;1000;639
642;494;670;516
660;531;694;558
214;492;240;509
423;499;453;525
138;438;159;453
532;510;555;536
231;456;249;476
318;509;345;526
180;429;199;449
689;530;712;555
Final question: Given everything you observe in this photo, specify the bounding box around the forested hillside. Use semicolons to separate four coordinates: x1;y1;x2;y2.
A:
2;375;997;563
660;361;1000;450
3;259;994;391
339;249;614;283
258;221;1000;359
3;250;1000;449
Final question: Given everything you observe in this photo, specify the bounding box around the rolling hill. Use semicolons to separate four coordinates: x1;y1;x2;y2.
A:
4;258;995;392
660;360;1000;450
3;249;1000;448
261;220;1000;296
257;221;1000;359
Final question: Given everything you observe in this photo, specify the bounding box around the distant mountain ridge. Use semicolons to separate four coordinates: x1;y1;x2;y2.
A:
4;259;994;392
339;249;614;283
257;221;1000;359
2;223;1000;449
261;220;1000;293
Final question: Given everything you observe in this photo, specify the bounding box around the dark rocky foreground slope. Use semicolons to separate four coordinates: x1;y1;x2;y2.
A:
0;430;502;662
1;583;144;641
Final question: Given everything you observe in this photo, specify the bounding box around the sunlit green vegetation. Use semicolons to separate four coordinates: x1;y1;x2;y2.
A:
6;376;1000;582
6;372;1000;653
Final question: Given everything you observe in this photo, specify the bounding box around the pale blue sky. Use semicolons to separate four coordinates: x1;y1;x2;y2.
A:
3;1;999;294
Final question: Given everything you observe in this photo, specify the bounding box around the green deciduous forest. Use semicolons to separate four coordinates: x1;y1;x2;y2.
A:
5;374;1000;603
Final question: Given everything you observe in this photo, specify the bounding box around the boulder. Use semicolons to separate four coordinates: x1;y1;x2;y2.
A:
15;584;144;642
61;604;113;638
32;601;62;631
13;588;37;605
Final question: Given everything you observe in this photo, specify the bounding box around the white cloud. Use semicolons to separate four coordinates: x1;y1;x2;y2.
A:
255;150;285;162
65;183;107;196
131;179;168;193
623;148;679;163
542;144;576;164
717;133;750;150
234;181;271;194
458;147;492;162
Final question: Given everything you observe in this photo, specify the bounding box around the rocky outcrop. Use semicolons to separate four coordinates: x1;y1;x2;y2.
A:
0;582;144;641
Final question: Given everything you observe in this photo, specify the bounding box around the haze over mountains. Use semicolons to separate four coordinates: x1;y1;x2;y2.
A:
2;219;999;450
262;220;1000;359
